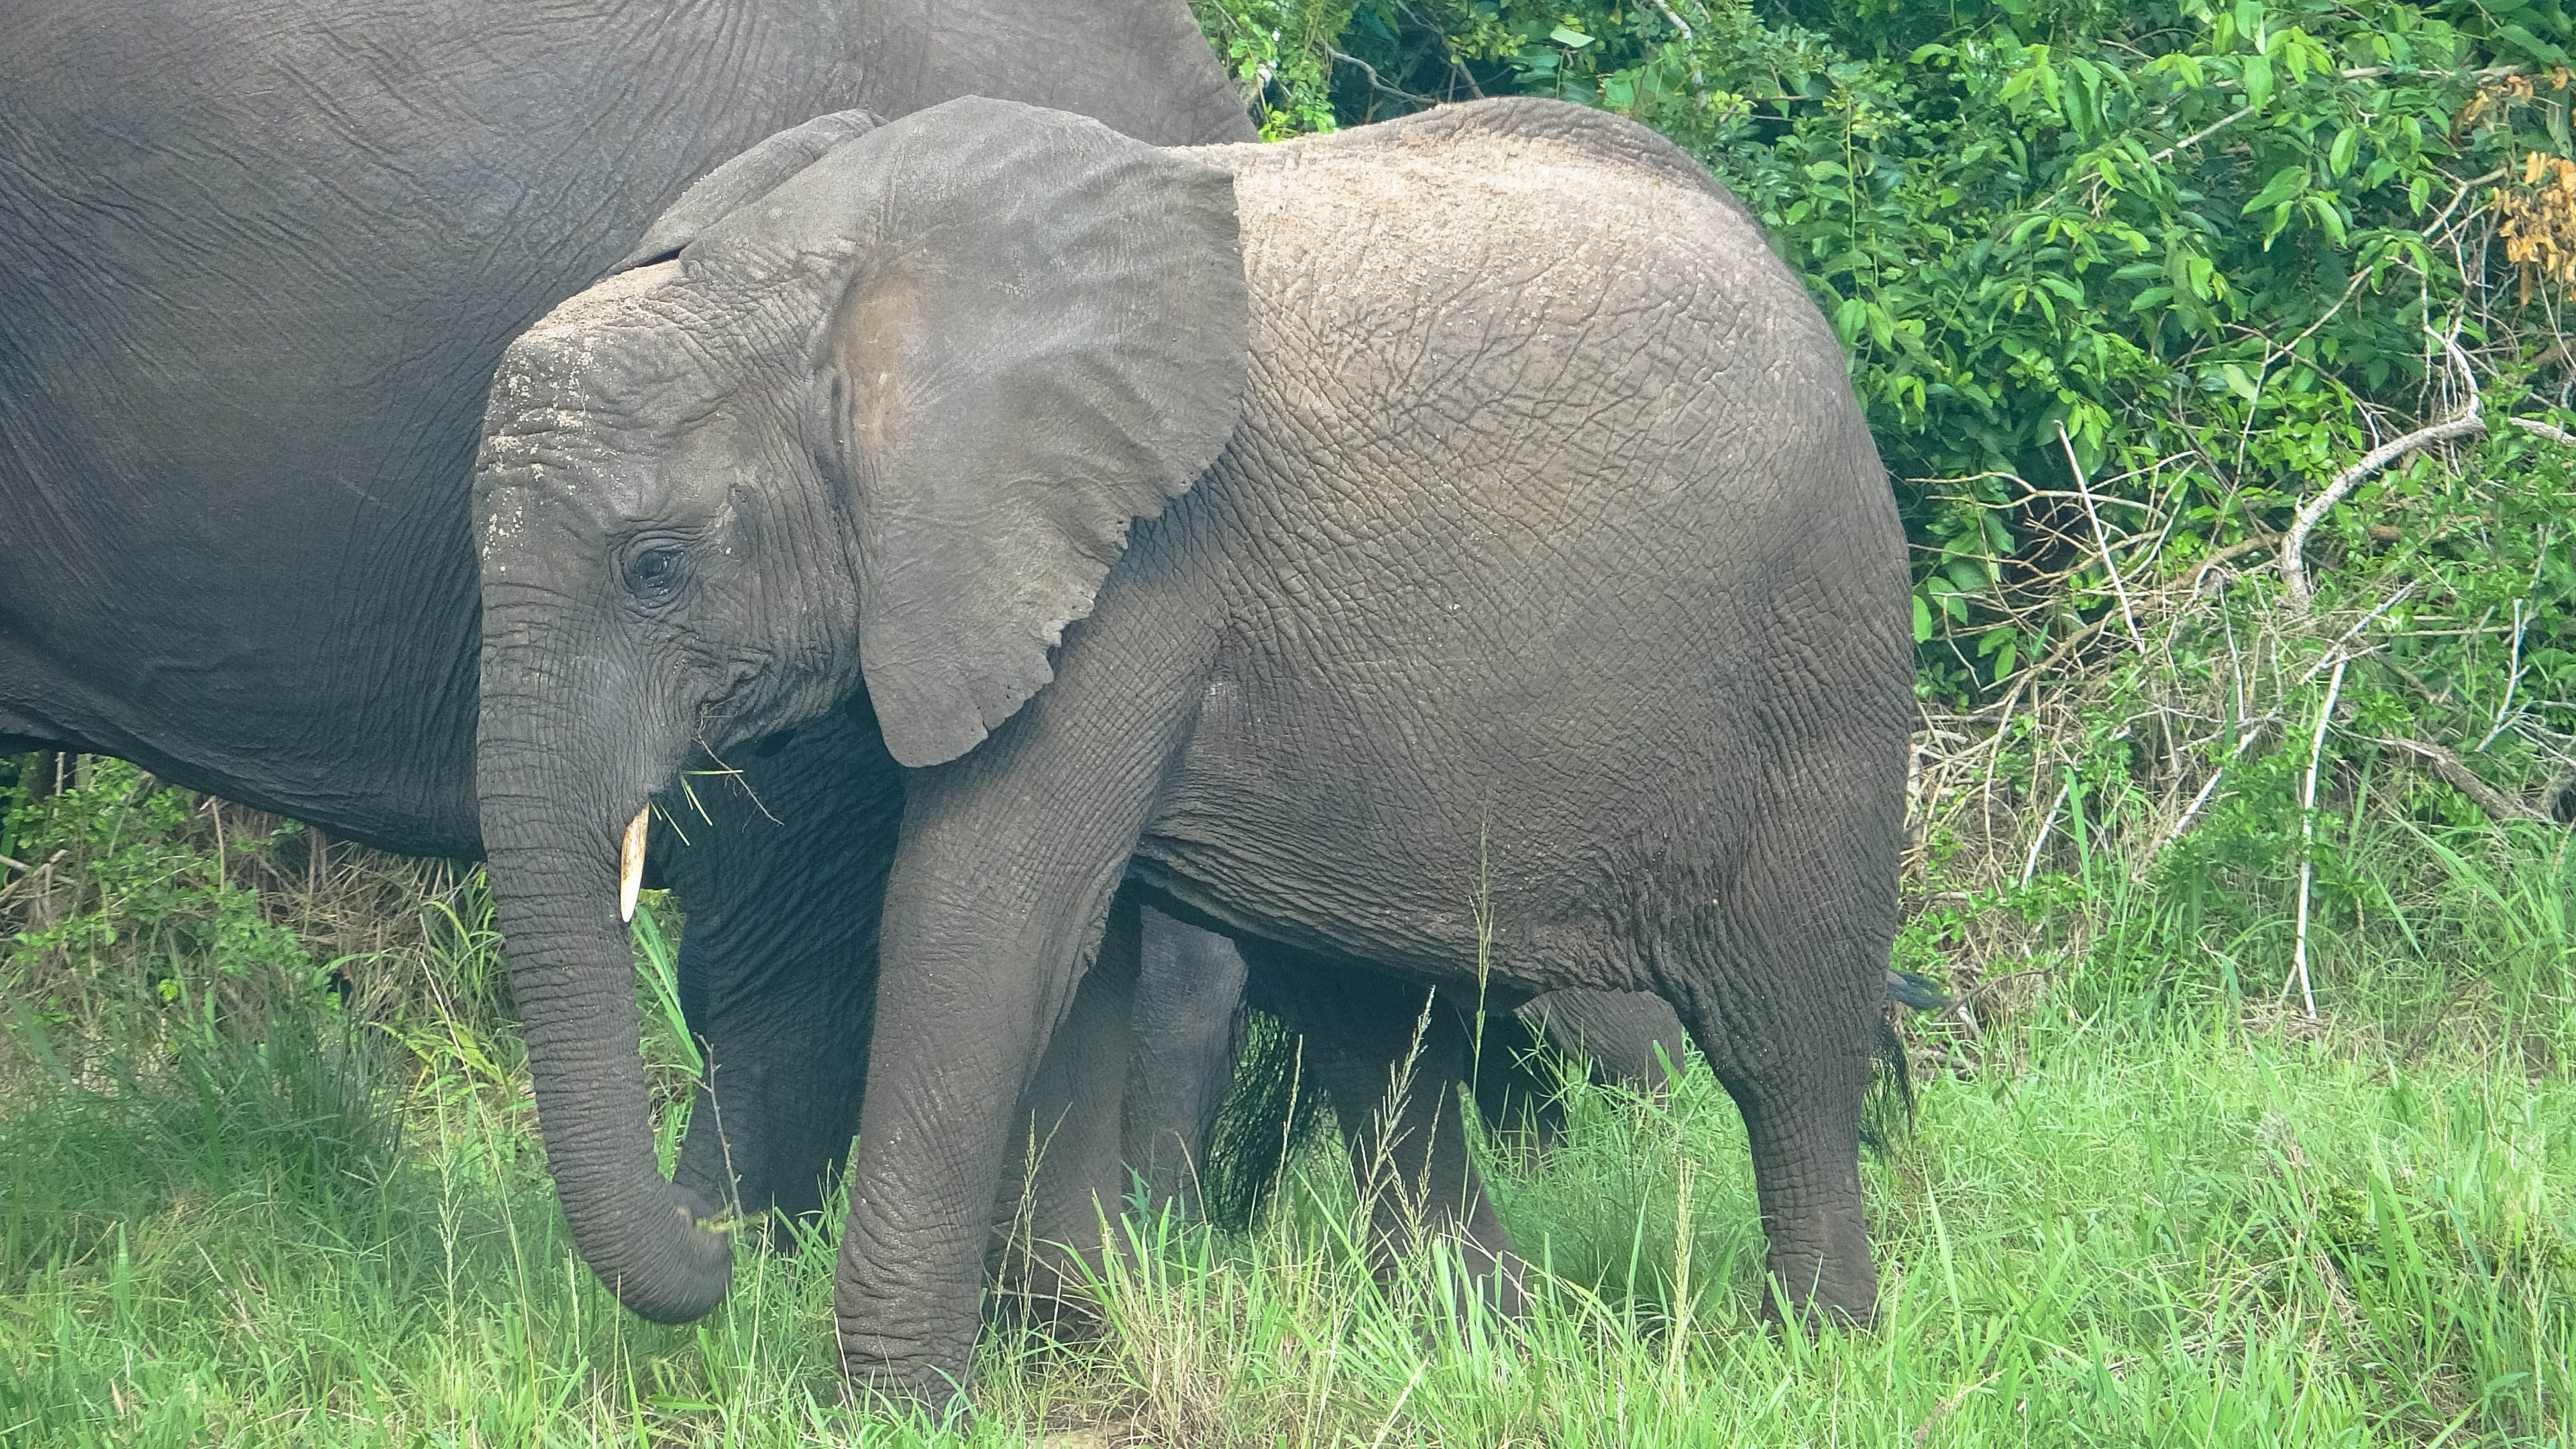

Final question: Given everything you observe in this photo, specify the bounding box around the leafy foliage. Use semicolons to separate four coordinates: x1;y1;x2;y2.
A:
4;758;315;1017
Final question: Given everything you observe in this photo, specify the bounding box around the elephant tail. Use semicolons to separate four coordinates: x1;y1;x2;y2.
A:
1862;969;1947;1152
1884;967;1949;1012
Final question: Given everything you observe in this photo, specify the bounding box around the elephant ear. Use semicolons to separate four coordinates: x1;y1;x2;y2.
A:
611;109;883;274
795;97;1249;769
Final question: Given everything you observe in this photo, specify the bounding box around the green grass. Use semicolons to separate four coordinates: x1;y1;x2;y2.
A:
5;762;2574;1445
3;977;2569;1446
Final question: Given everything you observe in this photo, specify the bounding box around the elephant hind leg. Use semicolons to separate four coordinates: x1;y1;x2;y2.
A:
1701;1017;1877;1329
1662;811;1894;1329
1121;904;1250;1220
1244;951;1525;1316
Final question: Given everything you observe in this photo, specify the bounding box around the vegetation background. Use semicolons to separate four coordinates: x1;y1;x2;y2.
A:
6;0;2576;1442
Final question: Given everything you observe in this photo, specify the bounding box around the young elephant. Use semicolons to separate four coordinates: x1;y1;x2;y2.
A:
470;95;1910;1397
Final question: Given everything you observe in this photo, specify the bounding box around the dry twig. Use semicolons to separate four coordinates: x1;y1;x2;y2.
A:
2059;421;2144;649
2290;657;2348;1020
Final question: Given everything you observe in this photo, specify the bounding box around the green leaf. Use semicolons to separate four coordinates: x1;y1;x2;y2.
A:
1833;296;1869;343
1913;593;1935;642
2242;52;2273;112
2241;164;2307;215
2222;362;2263;402
2498;21;2570;63
2304;194;2347;246
1550;24;1595;48
2328;125;2359;178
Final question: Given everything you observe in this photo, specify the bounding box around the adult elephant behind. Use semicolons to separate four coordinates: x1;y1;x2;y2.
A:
0;0;1253;1291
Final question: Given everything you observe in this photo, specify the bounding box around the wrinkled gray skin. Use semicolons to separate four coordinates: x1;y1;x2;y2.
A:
0;0;1282;1283
472;95;1910;1396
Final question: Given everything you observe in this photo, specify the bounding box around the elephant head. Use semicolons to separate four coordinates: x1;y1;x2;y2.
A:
469;97;1249;1322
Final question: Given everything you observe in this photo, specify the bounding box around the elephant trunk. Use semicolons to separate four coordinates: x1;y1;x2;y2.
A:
476;657;732;1324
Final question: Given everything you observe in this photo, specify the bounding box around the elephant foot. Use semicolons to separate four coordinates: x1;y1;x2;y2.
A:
1758;1220;1879;1334
837;1341;975;1421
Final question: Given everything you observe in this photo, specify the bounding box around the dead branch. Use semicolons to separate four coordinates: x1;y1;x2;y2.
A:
2132;716;2276;878
2282;331;2483;613
2188;532;2284;596
1966;612;2117;722
2371;735;2551;823
2290;657;2348;1020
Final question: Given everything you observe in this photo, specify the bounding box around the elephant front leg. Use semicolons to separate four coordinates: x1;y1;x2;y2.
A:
830;739;1191;1401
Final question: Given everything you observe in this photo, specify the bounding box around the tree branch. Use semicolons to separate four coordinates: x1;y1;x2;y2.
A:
2059;421;2143;649
2282;331;2482;613
2371;735;2549;823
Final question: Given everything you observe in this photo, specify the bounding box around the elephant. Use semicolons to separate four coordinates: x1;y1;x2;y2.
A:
467;91;1912;1399
0;0;1287;1241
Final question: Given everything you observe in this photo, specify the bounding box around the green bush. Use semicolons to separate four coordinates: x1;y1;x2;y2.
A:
3;758;317;1030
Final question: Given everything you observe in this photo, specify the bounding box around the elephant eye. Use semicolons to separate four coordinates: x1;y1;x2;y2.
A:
623;543;688;602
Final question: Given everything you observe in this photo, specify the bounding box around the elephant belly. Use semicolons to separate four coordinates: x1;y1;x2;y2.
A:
1132;633;1713;1000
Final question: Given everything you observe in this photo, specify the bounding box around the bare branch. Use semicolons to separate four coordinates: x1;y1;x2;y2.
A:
2371;735;2551;823
2059;421;2144;649
2187;532;2282;596
2290;657;2348;1020
2131;716;2275;877
2282;330;2483;613
2020;777;2074;887
2473;597;2530;752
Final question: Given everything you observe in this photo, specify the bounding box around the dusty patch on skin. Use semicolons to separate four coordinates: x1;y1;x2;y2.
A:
476;260;701;559
486;258;692;435
523;258;686;337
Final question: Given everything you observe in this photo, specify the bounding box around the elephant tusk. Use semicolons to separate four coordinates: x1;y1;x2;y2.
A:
619;806;649;923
